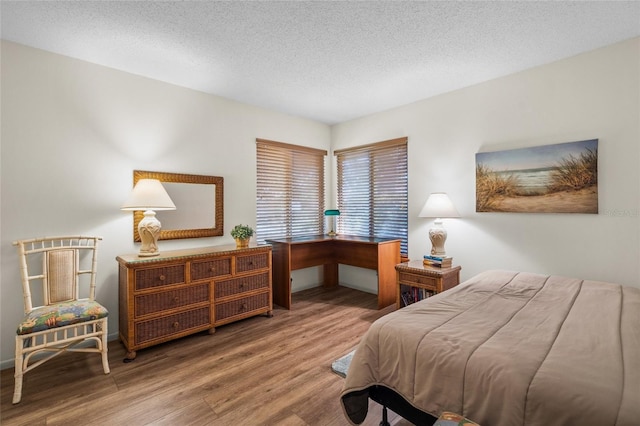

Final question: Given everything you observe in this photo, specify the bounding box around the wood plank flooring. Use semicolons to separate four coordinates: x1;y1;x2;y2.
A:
0;286;413;426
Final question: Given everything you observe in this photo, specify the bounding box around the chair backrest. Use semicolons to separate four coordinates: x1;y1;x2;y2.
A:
13;236;102;314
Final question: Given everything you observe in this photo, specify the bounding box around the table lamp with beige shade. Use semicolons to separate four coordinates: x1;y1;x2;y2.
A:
122;178;176;257
418;192;460;257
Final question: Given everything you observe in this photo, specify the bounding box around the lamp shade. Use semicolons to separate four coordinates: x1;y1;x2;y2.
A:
418;193;460;218
121;179;176;211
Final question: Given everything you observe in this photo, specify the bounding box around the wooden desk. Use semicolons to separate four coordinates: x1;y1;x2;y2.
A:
266;235;401;310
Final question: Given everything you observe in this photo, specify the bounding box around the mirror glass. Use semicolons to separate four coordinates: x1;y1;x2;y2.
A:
158;182;216;229
132;170;224;241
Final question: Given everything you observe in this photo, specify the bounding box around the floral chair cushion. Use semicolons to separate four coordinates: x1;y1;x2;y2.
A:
17;300;109;335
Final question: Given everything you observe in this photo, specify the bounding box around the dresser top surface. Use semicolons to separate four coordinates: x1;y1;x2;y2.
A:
117;244;270;265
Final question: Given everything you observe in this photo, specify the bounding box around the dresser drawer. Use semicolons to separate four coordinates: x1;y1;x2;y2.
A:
134;307;211;345
134;283;211;317
236;252;269;273
191;258;231;281
215;292;269;322
398;272;437;289
135;265;185;290
215;272;269;298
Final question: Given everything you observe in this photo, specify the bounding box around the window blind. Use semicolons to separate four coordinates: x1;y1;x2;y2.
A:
335;137;408;256
256;139;326;244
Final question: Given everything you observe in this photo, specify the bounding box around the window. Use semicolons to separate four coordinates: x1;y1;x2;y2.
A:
335;137;408;256
256;139;326;244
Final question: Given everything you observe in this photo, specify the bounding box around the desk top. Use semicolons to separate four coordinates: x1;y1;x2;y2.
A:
265;234;400;245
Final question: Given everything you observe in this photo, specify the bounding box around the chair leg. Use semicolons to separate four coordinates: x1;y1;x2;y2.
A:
13;337;24;404
100;319;110;374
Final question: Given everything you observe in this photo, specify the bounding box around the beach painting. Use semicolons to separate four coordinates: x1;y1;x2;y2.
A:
476;139;598;213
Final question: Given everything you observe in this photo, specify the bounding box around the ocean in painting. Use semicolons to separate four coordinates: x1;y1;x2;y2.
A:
494;166;557;195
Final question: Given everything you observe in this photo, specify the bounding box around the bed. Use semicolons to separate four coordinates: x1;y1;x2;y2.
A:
340;270;640;425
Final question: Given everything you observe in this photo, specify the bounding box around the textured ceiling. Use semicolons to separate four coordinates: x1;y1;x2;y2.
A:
2;1;639;124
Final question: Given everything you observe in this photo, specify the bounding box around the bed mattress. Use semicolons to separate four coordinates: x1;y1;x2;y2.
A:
341;270;640;425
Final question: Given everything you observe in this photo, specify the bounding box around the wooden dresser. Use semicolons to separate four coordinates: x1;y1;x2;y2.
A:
117;244;272;360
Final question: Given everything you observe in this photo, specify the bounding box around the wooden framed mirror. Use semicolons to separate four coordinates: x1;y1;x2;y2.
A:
132;170;224;241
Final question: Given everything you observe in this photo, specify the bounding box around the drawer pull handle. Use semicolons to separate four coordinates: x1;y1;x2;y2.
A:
239;283;245;288
172;322;179;328
173;297;179;303
210;267;215;272
159;275;166;281
249;261;254;266
240;303;247;310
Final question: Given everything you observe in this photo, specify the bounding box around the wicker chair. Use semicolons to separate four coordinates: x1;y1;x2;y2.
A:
12;236;110;404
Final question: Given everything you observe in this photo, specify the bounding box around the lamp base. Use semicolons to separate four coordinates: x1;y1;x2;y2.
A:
138;210;162;257
428;219;448;256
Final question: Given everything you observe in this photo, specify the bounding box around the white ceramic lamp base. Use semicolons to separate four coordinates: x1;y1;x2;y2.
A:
428;219;448;256
138;210;162;257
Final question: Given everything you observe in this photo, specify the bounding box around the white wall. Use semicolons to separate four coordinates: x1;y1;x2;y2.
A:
2;37;639;368
332;37;640;294
0;41;330;367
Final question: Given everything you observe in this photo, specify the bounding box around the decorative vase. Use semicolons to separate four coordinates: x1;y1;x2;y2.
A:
235;238;249;248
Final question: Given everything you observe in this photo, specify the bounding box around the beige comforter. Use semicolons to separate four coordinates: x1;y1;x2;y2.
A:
341;270;640;425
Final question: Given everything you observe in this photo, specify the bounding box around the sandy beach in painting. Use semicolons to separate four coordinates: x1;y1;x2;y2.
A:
489;186;598;213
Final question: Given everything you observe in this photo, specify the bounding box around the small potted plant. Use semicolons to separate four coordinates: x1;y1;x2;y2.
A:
231;224;254;248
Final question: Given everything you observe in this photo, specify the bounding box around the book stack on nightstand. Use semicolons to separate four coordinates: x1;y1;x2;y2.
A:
423;255;452;268
395;260;461;309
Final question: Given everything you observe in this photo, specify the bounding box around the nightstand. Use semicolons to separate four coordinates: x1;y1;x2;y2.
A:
395;260;461;308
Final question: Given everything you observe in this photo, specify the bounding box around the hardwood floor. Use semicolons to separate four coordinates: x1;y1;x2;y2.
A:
0;286;413;426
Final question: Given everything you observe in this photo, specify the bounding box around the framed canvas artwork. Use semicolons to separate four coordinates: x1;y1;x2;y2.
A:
476;139;598;213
